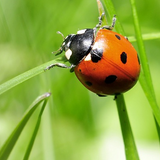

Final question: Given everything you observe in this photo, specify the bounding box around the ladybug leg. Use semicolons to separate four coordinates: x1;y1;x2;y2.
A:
93;13;105;33
69;65;76;72
52;47;63;56
45;63;76;72
124;36;129;40
110;15;116;29
95;13;105;29
97;94;107;97
114;93;120;100
45;63;72;70
52;31;65;56
102;15;116;30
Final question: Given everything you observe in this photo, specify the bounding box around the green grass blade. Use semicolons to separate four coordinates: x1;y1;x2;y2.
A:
0;56;66;96
23;99;48;160
101;0;140;159
96;0;108;25
129;0;160;127
0;92;51;160
129;0;154;94
129;32;160;42
41;105;55;160
116;94;140;160
102;0;124;34
154;117;160;142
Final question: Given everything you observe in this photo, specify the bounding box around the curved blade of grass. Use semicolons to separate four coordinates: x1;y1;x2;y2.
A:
0;92;51;160
0;56;67;96
129;0;160;127
101;0;124;34
41;104;55;160
96;0;108;25
116;94;140;160
23;97;48;160
100;0;140;159
129;32;160;42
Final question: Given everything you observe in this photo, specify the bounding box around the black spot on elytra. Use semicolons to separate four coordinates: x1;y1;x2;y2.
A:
121;52;127;64
105;75;117;84
85;81;92;86
79;69;81;72
91;48;103;63
115;34;121;40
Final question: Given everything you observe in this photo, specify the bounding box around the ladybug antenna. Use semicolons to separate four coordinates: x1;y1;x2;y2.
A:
52;31;65;55
57;31;65;40
52;47;63;55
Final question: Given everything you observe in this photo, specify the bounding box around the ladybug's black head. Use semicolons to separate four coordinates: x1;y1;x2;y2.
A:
56;29;95;66
61;34;75;52
55;34;75;55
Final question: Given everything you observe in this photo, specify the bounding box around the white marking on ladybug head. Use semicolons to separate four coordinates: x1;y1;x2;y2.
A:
63;40;72;51
84;53;91;61
77;29;86;34
66;41;71;48
65;49;72;60
62;42;65;46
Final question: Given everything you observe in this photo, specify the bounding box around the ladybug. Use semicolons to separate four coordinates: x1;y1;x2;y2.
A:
47;13;140;97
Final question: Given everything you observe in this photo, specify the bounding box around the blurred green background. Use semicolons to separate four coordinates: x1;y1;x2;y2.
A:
0;0;160;159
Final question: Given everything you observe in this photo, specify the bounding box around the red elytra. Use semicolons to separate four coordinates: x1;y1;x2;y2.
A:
74;29;140;96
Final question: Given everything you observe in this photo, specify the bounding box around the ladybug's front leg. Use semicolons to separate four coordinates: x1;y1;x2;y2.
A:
45;63;75;72
102;15;116;30
45;63;70;70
